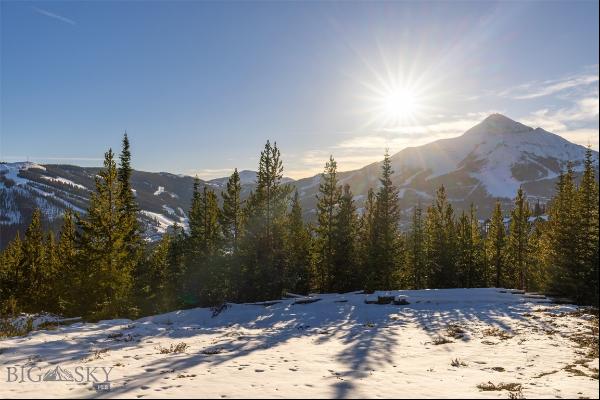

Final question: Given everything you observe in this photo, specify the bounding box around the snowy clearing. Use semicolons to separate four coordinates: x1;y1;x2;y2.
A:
0;288;597;398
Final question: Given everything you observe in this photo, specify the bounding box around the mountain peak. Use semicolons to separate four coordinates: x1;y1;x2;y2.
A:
467;113;534;136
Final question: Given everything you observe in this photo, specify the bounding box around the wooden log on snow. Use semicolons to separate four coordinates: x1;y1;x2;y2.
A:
293;298;321;305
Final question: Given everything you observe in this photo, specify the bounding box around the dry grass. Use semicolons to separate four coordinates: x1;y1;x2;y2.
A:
446;323;466;339
432;336;454;345
0;317;33;338
157;342;189;354
450;358;467;367
477;381;522;392
482;327;513;340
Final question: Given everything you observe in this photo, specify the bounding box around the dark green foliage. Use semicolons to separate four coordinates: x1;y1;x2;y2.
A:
313;155;342;292
544;153;599;305
238;141;292;302
332;184;361;293
75;149;135;320
486;201;506;288
577;148;599;305
507;188;531;290
425;186;456;288
455;205;486;288
367;151;403;291
220;168;243;254
284;191;311;294
406;204;426;289
1;138;598;320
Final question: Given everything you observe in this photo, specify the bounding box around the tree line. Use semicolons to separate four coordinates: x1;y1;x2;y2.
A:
0;136;598;320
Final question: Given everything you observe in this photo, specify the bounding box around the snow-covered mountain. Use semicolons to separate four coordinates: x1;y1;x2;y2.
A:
293;114;598;219
1;114;597;248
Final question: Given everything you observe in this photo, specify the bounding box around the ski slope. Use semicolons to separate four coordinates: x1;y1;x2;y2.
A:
0;288;597;398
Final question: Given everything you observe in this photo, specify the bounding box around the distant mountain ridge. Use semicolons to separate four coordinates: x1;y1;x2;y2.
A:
1;114;597;248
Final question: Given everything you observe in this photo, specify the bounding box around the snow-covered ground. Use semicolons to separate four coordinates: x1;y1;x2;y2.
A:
0;288;597;398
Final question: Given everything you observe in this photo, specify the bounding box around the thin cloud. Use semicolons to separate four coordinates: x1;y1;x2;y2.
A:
499;67;599;100
32;6;76;25
2;156;103;162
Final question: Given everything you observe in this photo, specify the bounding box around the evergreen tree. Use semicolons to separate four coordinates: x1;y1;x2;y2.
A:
117;133;142;267
0;233;23;314
527;219;547;292
424;186;456;288
359;188;378;291
166;223;188;309
284;191;311;294
332;184;360;292
239;141;291;301
544;164;581;299
76;149;134;320
456;211;474;288
470;205;487;287
507;187;531;290
137;234;172;314
313;155;341;292
486;200;506;287
220;168;243;254
21;209;46;312
370;150;403;290
406;203;426;289
56;209;78;315
576;147;599;305
185;183;223;306
41;231;59;313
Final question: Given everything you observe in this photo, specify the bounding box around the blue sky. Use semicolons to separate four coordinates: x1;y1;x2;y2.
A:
1;1;598;179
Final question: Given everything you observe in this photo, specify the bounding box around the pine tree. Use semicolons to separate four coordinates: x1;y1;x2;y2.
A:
284;191;311;294
576;147;599;305
359;188;378;291
185;183;223;306
239;141;291;301
544;163;581;300
507;187;531;290
313;155;341;292
137;234;172;314
406;203;426;289
527;218;547;292
76;149;134;320
166;223;188;308
469;205;487;287
370;150;403;290
56;209;78;315
21;209;46;312
0;232;23;315
220;168;243;254
486;200;506;288
117;133;142;264
456;211;474;288
332;184;360;292
424;186;456;288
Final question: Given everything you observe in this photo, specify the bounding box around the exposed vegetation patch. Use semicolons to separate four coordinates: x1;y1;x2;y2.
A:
156;342;189;354
446;323;466;339
432;336;453;345
450;358;467;367
476;381;522;392
482;327;513;340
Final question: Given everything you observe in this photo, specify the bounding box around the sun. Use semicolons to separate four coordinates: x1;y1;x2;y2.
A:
358;71;428;130
380;87;419;122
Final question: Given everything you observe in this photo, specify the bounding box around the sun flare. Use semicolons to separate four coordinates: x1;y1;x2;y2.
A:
358;61;431;130
381;87;419;122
